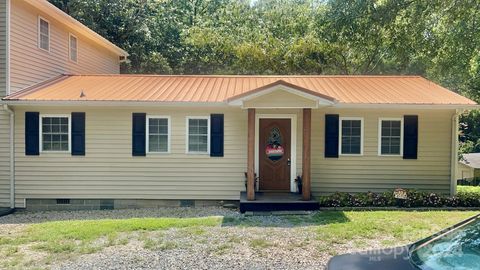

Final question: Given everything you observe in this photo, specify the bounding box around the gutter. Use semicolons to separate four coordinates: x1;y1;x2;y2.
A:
2;99;480;110
3;105;14;209
450;109;462;196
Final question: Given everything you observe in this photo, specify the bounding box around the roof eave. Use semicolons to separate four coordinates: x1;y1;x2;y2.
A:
334;103;480;110
2;99;479;110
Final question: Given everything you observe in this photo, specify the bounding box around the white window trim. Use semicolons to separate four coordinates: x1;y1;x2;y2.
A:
38;16;50;52
146;115;171;154
69;33;78;63
378;117;404;156
339;117;364;156
39;114;71;153
185;116;210;154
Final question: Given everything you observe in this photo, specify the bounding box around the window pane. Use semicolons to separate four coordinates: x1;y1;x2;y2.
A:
391;127;401;137
341;120;362;154
42;117;69;151
40;20;49;34
188;118;208;153
391;121;401;129
351;127;361;136
198;142;207;152
39;19;49;51
158;135;168;152
380;120;402;155
40;36;49;50
382;126;391;136
148;118;169;152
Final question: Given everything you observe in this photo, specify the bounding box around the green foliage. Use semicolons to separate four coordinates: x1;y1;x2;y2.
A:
48;0;480;145
318;188;480;208
460;110;480;154
47;1;479;77
457;185;480;195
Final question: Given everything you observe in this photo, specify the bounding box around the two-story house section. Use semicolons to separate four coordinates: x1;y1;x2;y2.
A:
0;0;128;208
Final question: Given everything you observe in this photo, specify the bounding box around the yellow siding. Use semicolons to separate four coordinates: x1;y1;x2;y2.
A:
0;0;6;97
312;109;454;194
9;0;120;93
0;110;10;207
14;107;248;207
12;106;454;207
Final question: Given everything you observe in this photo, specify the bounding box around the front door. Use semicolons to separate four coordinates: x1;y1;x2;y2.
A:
259;118;291;191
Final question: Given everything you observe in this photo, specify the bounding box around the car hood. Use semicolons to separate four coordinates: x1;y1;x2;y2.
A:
327;246;417;270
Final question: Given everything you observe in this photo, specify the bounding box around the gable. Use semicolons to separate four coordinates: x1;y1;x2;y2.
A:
242;89;319;108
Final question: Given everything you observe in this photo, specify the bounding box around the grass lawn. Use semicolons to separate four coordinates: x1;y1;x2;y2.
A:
0;210;478;269
457;185;480;195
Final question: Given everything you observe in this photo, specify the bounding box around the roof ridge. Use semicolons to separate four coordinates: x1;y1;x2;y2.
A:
2;74;70;100
65;74;423;78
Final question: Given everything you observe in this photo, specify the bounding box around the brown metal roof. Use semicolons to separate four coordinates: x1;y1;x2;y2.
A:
3;74;476;105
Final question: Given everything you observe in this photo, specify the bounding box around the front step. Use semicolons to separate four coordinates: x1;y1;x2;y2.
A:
239;191;319;213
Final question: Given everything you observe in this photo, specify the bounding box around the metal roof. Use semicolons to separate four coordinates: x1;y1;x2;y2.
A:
3;74;477;106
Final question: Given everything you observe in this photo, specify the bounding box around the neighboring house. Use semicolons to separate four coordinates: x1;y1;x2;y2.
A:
458;153;480;181
0;1;478;211
0;0;127;208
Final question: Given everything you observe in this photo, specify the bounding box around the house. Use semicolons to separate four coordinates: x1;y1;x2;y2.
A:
458;153;480;183
0;1;478;211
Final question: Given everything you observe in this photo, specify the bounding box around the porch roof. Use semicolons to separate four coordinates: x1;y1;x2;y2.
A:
2;74;477;107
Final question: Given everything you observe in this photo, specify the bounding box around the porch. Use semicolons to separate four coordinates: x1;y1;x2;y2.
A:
239;192;319;213
227;81;337;208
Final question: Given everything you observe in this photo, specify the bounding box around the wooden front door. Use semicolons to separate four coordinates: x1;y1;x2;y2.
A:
259;118;291;191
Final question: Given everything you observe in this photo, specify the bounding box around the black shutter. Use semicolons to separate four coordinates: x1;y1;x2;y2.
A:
132;113;146;156
403;115;418;159
210;114;224;157
25;112;40;156
325;114;339;158
71;112;86;156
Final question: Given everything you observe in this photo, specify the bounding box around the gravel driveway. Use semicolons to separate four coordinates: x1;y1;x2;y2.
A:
0;207;388;270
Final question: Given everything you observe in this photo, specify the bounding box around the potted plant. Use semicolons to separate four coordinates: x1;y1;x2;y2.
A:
295;176;302;194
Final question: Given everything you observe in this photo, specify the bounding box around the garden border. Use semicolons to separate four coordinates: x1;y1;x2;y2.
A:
319;207;480;211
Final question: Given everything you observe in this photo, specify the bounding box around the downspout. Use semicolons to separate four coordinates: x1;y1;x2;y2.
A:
3;104;14;209
450;109;461;196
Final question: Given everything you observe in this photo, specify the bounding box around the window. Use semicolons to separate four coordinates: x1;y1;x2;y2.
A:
147;116;170;153
38;17;50;51
69;34;78;62
40;115;70;152
187;117;210;154
339;117;363;155
379;118;403;156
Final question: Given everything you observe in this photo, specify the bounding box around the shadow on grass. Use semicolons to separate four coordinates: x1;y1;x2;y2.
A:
221;211;350;228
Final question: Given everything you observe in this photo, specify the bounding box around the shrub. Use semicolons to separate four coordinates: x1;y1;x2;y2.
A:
318;189;480;208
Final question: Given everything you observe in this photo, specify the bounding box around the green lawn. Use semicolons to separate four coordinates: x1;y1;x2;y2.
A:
457;185;480;195
0;211;478;269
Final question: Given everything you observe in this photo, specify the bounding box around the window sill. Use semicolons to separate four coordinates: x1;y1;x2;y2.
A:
39;151;71;154
147;152;170;155
186;152;210;155
38;47;51;53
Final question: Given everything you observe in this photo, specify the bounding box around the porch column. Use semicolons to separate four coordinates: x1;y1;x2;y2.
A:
247;108;256;201
302;108;312;200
